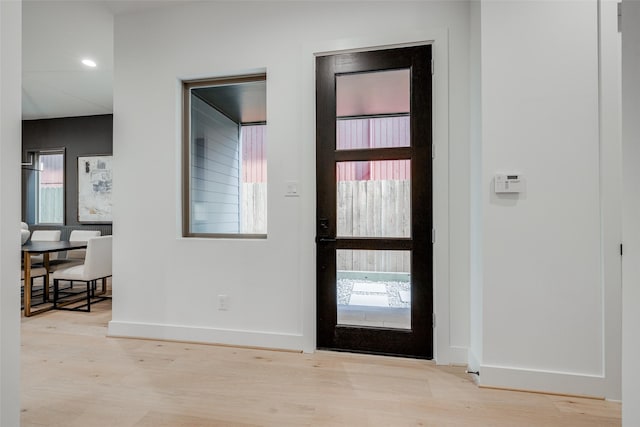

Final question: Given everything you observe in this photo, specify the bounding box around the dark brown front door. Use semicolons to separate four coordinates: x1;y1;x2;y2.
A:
316;45;433;358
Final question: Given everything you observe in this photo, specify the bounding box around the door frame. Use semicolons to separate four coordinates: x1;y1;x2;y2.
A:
305;32;454;363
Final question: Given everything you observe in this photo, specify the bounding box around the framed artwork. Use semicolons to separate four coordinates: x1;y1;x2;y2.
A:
77;155;113;223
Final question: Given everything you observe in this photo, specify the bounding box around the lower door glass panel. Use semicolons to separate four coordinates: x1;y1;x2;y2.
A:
337;249;410;330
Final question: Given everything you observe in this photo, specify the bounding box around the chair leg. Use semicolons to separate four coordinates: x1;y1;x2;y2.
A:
53;279;59;308
30;276;43;299
86;281;91;312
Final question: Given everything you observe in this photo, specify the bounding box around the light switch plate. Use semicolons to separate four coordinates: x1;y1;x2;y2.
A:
285;181;299;197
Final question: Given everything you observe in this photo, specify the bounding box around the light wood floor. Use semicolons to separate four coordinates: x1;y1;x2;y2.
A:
21;301;621;427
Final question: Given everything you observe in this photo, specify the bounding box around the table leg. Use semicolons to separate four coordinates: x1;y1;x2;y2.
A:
43;253;50;302
23;251;31;317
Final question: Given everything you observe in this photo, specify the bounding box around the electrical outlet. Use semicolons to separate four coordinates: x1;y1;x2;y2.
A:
218;294;229;311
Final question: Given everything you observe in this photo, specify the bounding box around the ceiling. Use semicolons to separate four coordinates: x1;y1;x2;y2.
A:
22;1;175;120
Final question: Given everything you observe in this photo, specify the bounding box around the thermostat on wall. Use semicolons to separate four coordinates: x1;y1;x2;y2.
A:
494;174;523;194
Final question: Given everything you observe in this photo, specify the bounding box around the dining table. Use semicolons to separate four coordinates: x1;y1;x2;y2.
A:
22;241;88;317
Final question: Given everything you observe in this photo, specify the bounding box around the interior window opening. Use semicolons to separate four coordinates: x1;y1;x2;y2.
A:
183;74;267;237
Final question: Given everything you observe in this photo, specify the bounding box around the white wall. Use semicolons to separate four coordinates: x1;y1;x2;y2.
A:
600;0;623;401
468;0;482;373
109;1;471;362
622;0;640;422
476;0;621;398
0;1;22;425
111;1;621;399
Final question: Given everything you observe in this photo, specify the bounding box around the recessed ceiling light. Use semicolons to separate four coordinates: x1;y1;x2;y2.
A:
81;59;97;68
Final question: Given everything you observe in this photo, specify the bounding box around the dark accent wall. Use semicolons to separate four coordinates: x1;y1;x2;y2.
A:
22;114;113;226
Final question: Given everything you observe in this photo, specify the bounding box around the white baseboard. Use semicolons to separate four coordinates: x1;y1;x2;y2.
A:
107;320;304;352
468;348;481;372
479;364;606;398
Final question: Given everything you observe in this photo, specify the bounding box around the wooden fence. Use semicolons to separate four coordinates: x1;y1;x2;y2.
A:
337;180;411;273
241;183;267;234
337;180;410;238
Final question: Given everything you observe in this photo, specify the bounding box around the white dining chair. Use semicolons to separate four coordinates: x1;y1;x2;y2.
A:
29;230;62;263
66;230;101;260
20;222;30;245
52;236;112;312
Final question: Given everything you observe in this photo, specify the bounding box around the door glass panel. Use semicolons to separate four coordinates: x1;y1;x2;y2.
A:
337;249;410;330
336;69;410;118
336;116;410;150
337;160;410;238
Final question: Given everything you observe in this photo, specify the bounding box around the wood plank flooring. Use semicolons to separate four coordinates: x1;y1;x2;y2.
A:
21;302;621;426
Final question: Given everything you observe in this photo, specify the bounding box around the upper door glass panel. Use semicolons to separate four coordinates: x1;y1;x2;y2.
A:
336;116;410;151
336;69;410;118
